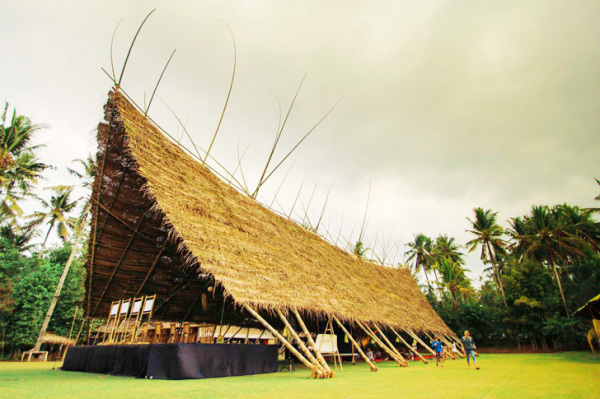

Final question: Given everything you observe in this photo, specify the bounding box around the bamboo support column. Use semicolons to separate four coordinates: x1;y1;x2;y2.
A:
243;304;324;379
275;309;331;377
426;332;456;360
357;321;405;367
292;308;333;374
390;327;428;364
332;316;377;372
447;334;466;353
438;333;464;358
373;323;408;366
404;328;436;356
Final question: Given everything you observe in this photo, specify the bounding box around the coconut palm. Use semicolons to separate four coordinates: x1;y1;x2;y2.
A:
30;186;80;249
437;258;473;310
509;205;589;319
0;105;49;221
466;208;508;308
433;234;465;265
0;223;37;252
405;234;434;293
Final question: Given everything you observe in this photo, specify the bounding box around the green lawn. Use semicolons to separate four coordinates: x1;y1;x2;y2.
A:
1;352;599;398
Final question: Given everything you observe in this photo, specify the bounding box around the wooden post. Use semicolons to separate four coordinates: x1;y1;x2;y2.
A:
276;309;331;377
373;323;408;365
61;306;79;362
404;328;436;356
390;327;428;364
321;317;343;370
243;304;324;378
357;321;405;367
292;308;333;374
332;316;377;372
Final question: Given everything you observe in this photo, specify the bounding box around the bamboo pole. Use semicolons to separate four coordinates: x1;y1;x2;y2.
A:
373;323;407;365
276;309;330;377
243;304;324;378
404;328;436;356
61;306;79;362
437;333;464;358
332;317;377;372
389;327;428;364
33;205;91;352
292;308;332;374
356;321;405;367
426;331;456;360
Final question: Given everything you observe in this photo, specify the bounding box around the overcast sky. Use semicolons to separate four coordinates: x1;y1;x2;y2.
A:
2;0;599;285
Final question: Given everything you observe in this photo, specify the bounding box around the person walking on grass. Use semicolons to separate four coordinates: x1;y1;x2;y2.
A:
432;337;444;367
461;330;480;370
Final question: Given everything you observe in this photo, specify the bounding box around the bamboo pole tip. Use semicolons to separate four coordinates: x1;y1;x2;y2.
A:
370;365;378;372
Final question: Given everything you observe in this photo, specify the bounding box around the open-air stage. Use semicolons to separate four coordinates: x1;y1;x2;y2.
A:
62;343;278;380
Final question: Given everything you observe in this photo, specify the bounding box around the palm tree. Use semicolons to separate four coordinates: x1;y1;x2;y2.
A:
30;186;79;249
466;208;508;308
405;234;434;293
0;104;49;222
509;205;588;319
0;223;37;253
437;258;473;310
33;158;96;351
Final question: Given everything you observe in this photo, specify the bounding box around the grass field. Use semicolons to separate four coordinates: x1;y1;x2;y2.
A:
1;352;599;398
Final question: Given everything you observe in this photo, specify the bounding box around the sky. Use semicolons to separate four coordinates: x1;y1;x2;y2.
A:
2;0;599;285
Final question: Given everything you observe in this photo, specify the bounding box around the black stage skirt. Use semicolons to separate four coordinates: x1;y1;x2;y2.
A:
62;343;278;380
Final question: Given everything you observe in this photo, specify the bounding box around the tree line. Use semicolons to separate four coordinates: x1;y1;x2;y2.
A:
0;103;91;358
406;197;600;350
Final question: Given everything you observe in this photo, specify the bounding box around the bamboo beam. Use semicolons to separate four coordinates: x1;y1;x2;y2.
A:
292;308;332;373
243;304;324;378
404;328;436;356
332;316;377;372
87;122;112;325
154;274;195;316
135;238;169;297
356;321;405;367
95;168;129;244
226;326;244;344
390;327;428;364
373;323;408;365
426;332;456;360
276;309;330;377
89;197;155;243
435;333;461;358
92;213;147;317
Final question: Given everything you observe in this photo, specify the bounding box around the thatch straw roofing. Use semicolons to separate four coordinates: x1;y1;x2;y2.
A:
85;91;452;335
42;333;76;346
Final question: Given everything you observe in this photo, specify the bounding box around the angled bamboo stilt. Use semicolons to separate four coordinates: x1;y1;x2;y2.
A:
390;327;428;364
425;331;456;360
292;308;333;374
435;333;462;358
276;309;331;377
332;316;377;372
243;304;324;379
373;323;408;365
357;321;405;367
404;328;436;356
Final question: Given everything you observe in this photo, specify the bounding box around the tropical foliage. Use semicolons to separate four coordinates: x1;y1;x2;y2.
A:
409;196;600;350
0;105;87;358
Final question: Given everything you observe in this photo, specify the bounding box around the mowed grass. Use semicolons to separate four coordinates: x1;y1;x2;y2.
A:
1;352;599;398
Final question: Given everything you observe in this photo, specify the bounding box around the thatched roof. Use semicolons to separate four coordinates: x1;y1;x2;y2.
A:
85;91;452;335
42;333;76;346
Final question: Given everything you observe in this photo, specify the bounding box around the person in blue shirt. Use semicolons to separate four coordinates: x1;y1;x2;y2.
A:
431;337;444;367
461;330;480;370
